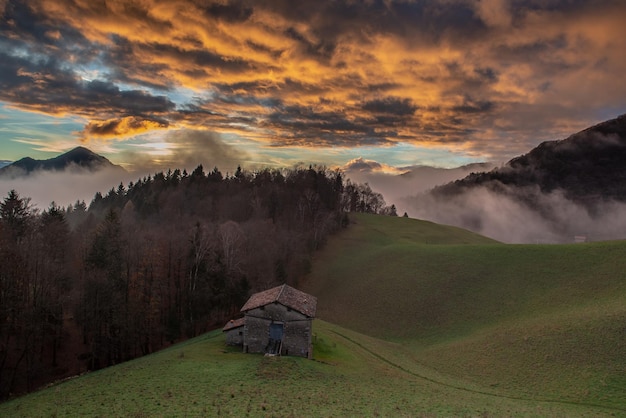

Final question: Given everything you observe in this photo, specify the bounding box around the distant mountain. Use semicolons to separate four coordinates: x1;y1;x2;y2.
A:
0;160;12;169
0;147;125;178
399;162;496;184
405;114;626;242
433;114;626;204
343;160;497;217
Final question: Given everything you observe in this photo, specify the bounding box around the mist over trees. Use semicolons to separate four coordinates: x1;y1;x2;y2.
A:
404;164;626;243
403;114;626;243
0;165;392;399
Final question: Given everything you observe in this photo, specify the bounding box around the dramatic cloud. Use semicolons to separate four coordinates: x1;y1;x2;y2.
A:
474;0;512;28
0;0;625;168
0;51;175;118
81;116;169;140
118;129;252;174
342;158;404;175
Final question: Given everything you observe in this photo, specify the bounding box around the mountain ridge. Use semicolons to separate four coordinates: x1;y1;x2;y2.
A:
433;113;626;203
403;113;626;242
0;146;125;178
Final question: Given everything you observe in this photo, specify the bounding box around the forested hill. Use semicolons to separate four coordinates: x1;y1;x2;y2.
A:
434;113;626;203
403;114;626;242
0;164;392;399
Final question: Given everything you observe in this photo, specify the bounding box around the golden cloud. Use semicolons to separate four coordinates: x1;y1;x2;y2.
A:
80;116;169;141
3;0;626;163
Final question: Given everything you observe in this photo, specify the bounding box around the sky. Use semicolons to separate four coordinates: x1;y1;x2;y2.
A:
1;0;626;178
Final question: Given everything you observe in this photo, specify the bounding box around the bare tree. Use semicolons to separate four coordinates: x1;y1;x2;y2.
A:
186;222;215;336
219;220;245;275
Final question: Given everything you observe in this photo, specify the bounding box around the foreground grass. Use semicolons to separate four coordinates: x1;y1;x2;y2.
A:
0;321;617;417
302;213;626;411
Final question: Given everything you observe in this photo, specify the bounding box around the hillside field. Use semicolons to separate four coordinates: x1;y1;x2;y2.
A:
0;321;618;417
1;213;625;416
301;213;626;411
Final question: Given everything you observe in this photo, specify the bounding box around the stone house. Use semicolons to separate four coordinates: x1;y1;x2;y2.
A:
223;284;317;359
222;317;245;346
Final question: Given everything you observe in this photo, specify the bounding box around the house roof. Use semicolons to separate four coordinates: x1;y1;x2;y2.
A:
222;317;245;332
240;284;317;318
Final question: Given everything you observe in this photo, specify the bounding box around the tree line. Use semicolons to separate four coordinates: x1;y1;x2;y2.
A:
0;165;394;399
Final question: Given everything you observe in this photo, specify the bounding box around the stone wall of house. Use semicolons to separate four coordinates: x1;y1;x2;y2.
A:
243;315;270;353
282;319;313;358
243;302;313;358
224;328;244;346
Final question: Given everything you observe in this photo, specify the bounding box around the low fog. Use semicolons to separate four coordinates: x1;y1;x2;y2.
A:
402;185;626;243
0;167;134;210
6;156;625;244
344;161;496;216
0;130;251;211
345;159;626;243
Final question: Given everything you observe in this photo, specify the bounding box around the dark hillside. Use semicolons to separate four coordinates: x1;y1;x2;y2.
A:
435;114;626;204
405;114;626;242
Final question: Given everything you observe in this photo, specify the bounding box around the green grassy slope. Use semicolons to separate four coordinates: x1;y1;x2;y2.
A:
2;212;625;416
301;213;626;410
0;321;615;417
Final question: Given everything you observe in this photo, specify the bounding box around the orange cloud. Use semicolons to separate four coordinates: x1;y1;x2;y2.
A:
2;0;626;165
80;116;169;141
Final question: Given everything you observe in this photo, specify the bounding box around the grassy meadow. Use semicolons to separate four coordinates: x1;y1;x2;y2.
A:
1;212;625;416
0;321;616;417
301;213;626;412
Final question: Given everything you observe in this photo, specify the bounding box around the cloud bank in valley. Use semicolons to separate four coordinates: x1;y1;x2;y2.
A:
0;167;134;210
342;157;496;215
0;129;253;209
400;115;626;243
403;185;626;243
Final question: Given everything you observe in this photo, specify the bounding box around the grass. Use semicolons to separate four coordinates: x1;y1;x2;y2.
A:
301;213;626;410
2;212;626;416
0;321;618;417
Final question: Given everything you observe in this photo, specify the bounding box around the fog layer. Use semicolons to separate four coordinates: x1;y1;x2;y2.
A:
0;167;133;209
403;184;626;243
343;160;496;216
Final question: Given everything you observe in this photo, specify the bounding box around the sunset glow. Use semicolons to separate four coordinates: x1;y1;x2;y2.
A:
1;0;625;173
